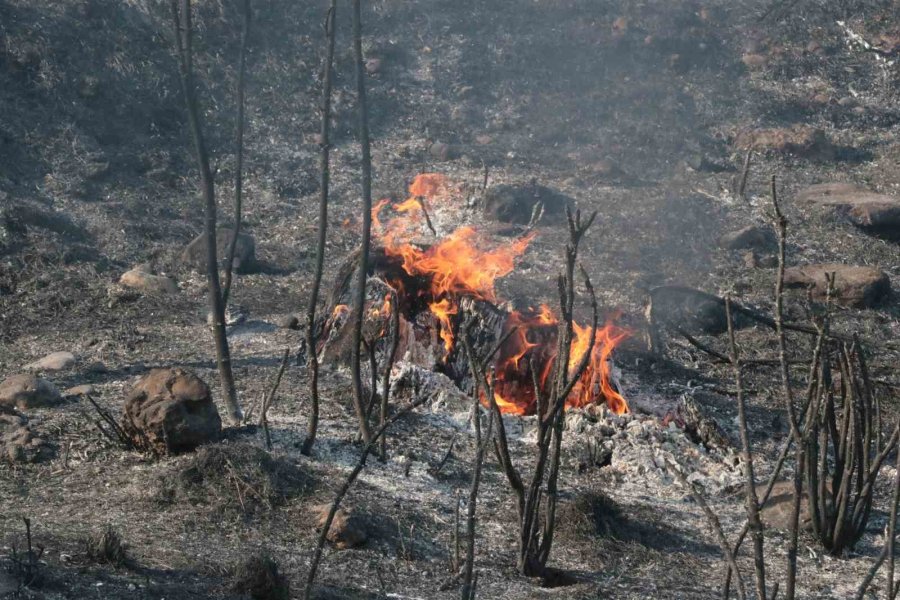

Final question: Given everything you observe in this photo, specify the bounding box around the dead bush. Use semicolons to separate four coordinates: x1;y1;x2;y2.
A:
557;491;713;556
156;442;313;516
232;553;289;600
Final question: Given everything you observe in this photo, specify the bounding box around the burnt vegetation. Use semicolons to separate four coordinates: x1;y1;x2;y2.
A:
1;0;900;599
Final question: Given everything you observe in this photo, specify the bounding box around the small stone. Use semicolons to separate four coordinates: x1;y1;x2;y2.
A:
743;251;758;269
474;135;493;146
64;384;95;397
207;305;249;328
364;57;382;75
119;268;178;294
85;361;108;374
315;506;368;549
276;315;301;330
181;228;256;274
718;225;776;250
428;142;459;161
0;375;63;410
25;351;76;372
482;183;572;225
783;264;890;308
741;53;768;69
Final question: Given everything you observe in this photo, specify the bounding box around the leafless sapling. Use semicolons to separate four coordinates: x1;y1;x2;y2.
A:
459;323;497;600
668;455;747;600
222;0;251;308
169;0;241;423
301;0;337;457
854;421;900;599
725;297;768;600
474;207;599;577
348;0;375;444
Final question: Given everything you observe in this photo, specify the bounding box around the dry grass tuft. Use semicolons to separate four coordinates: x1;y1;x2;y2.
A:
232;553;289;600
81;526;127;567
156;442;313;516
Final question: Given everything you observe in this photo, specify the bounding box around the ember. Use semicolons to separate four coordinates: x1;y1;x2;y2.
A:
364;174;629;415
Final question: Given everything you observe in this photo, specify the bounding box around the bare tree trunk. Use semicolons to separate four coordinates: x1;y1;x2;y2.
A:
348;0;374;444
222;0;251;308
301;0;337;457
170;0;241;424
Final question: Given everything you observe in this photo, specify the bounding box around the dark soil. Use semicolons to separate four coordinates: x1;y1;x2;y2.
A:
1;0;899;598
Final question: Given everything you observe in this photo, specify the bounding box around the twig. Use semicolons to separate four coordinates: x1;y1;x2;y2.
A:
668;457;747;600
416;196;438;236
453;491;461;573
737;149;752;201
86;394;136;451
259;348;290;450
428;436;456;477
856;435;900;599
381;289;401;460
303;396;431;600
301;0;337;457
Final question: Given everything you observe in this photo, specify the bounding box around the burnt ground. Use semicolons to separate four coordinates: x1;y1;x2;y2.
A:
1;0;900;598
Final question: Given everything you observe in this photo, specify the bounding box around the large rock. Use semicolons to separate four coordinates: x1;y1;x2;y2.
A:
119;266;179;294
24;351;76;372
0;374;63;410
181;228;256;274
121;368;222;454
482;183;572;225
783;264;890;308
797;183;900;238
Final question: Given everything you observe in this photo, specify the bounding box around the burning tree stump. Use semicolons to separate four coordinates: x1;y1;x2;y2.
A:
317;245;627;416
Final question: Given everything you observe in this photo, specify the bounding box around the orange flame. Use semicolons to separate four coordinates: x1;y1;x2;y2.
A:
368;173;628;415
429;298;458;357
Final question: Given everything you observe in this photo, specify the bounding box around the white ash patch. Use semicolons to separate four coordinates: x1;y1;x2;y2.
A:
563;407;743;498
390;361;471;421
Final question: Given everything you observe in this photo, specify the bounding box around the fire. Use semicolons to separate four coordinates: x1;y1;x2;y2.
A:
373;174;536;356
368;173;628;415
332;304;350;319
428;298;458;357
489;306;630;416
566;320;630;414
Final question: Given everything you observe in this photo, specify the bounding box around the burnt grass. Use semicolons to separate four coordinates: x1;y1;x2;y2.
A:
1;0;900;598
